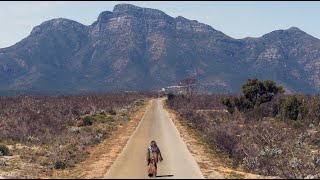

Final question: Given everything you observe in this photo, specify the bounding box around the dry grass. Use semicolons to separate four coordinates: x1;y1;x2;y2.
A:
163;100;276;179
0;92;154;178
166;94;320;179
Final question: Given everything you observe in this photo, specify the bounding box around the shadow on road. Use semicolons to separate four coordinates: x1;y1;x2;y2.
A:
155;175;174;177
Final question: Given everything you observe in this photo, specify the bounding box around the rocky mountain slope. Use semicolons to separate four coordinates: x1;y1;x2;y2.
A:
0;4;319;95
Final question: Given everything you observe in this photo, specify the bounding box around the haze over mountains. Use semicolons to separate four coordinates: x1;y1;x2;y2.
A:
0;3;319;95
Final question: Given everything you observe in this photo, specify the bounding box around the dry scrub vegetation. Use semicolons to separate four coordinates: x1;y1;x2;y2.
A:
166;80;320;179
0;92;154;178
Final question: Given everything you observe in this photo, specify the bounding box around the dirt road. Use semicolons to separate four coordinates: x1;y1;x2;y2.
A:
104;99;204;179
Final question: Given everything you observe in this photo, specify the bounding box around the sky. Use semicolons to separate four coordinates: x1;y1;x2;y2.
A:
0;1;319;48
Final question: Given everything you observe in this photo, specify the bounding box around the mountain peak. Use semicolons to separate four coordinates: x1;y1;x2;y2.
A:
35;18;84;28
112;3;169;19
262;26;309;39
113;3;142;14
287;26;303;32
97;11;112;22
30;18;86;36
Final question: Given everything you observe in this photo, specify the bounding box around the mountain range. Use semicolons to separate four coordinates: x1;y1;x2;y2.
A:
0;3;319;95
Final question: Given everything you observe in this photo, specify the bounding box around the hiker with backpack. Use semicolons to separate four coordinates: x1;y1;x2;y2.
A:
146;140;163;177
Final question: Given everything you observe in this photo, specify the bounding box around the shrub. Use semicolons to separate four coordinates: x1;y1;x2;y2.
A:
27;136;40;142
54;160;68;169
310;132;320;146
243;156;259;171
82;117;93;126
95;131;107;141
135;100;144;106
108;109;117;115
234;96;254;111
99;111;106;115
294;140;304;149
220;79;284;114
277;95;308;121
167;93;175;101
289;158;301;169
259;146;282;157
243;108;264;122
241;78;285;106
69;127;81;134
221;97;235;114
210;130;237;157
310;95;320;124
0;144;10;156
0;159;7;166
312;154;320;167
309;124;315;128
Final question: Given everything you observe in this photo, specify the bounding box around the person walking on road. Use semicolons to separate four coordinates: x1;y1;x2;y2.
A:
146;140;163;177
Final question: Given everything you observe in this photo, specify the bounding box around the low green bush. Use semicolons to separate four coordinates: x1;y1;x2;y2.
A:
54;160;68;169
0;144;10;156
82;117;93;126
108;109;117;115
